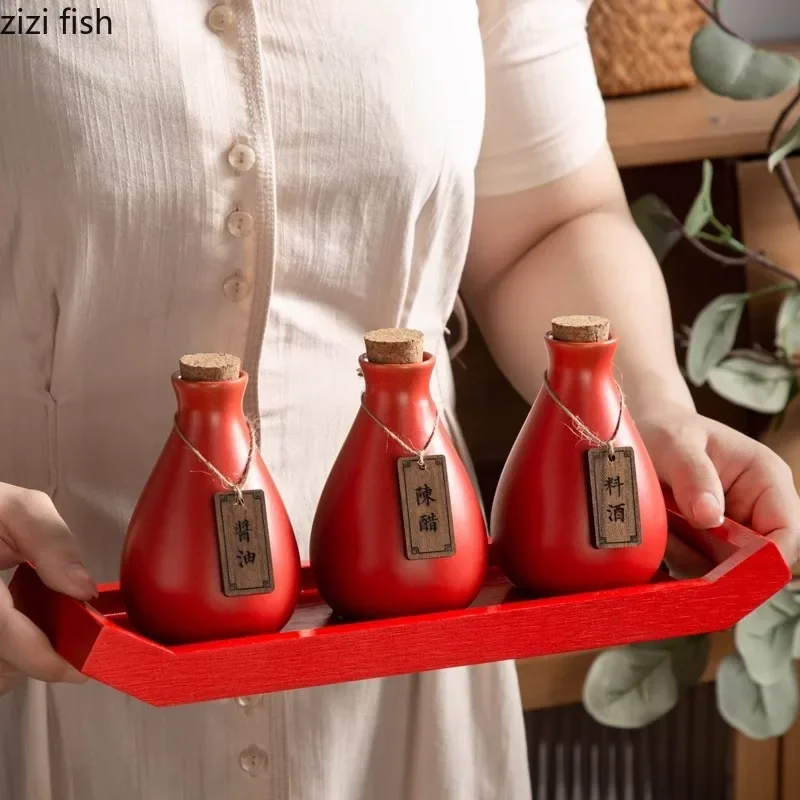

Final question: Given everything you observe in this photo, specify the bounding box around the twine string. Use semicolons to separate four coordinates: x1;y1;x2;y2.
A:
542;372;624;459
359;394;439;468
172;416;255;504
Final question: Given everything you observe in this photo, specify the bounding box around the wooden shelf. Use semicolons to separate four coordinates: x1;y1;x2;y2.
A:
607;44;800;168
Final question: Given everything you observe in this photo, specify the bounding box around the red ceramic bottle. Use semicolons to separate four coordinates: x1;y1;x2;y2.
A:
310;329;488;619
491;317;668;594
120;354;300;643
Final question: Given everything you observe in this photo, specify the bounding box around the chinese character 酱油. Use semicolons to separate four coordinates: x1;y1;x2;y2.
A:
235;519;251;543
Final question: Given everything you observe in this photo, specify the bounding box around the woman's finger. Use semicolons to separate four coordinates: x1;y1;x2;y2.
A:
649;427;725;530
0;487;96;600
0;582;86;685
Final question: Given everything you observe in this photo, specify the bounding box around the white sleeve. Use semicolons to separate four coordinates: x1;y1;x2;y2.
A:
475;0;608;197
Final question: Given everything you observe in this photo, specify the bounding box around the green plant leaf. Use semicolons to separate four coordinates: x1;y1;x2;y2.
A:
583;646;679;729
671;635;711;686
684;160;715;236
630;195;683;263
716;654;799;739
691;25;800;100
686;294;747;386
707;357;794;414
776;291;800;357
639;635;711;686
735;590;800;685
769;119;800;172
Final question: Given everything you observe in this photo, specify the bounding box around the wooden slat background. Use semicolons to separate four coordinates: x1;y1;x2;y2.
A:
524;685;731;800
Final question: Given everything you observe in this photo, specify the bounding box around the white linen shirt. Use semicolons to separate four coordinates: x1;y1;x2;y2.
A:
0;1;606;798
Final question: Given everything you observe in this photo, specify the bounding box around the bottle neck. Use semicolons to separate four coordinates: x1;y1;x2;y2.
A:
359;353;437;442
172;373;248;436
544;336;618;396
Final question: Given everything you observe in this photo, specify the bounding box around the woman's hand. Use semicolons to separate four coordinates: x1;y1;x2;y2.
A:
0;484;96;695
638;406;800;567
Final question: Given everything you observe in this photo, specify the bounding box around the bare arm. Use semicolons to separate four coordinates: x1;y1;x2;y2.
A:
463;143;800;564
463;143;693;419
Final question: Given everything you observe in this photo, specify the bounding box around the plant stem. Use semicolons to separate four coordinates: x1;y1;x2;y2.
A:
696;231;727;244
769;86;800;225
683;235;748;264
729;348;792;366
747;281;797;300
683;233;800;286
691;0;745;41
702;221;746;251
769;86;800;150
651;205;800;286
709;218;734;238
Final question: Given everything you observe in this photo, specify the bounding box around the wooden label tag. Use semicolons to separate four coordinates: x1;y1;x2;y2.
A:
397;455;456;560
214;490;274;597
586;446;642;549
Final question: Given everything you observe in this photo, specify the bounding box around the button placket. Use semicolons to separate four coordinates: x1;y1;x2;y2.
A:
223;145;256;299
205;5;285;792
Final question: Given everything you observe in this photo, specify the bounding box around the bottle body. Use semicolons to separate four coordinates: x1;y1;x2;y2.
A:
310;353;488;619
491;335;668;594
120;372;300;643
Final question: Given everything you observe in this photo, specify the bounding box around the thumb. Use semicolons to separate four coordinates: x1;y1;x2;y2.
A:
0;487;97;600
654;436;725;530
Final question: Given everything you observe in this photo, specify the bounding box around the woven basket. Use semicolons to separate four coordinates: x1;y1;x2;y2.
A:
588;0;707;98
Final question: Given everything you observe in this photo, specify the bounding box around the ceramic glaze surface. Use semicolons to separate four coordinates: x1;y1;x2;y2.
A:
120;372;301;643
310;353;488;619
491;335;668;593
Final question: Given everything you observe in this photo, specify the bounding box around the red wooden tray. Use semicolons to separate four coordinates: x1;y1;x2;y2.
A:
9;496;790;707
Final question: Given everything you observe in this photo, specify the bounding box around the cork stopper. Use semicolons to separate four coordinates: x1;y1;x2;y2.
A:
179;353;241;382
364;328;424;364
551;315;610;343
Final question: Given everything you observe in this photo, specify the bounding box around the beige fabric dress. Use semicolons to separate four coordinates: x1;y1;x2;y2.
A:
0;1;606;797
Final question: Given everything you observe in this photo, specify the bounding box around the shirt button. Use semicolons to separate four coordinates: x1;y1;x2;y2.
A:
228;144;256;173
234;695;264;712
207;5;235;33
226;210;254;238
239;745;268;777
223;273;251;302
